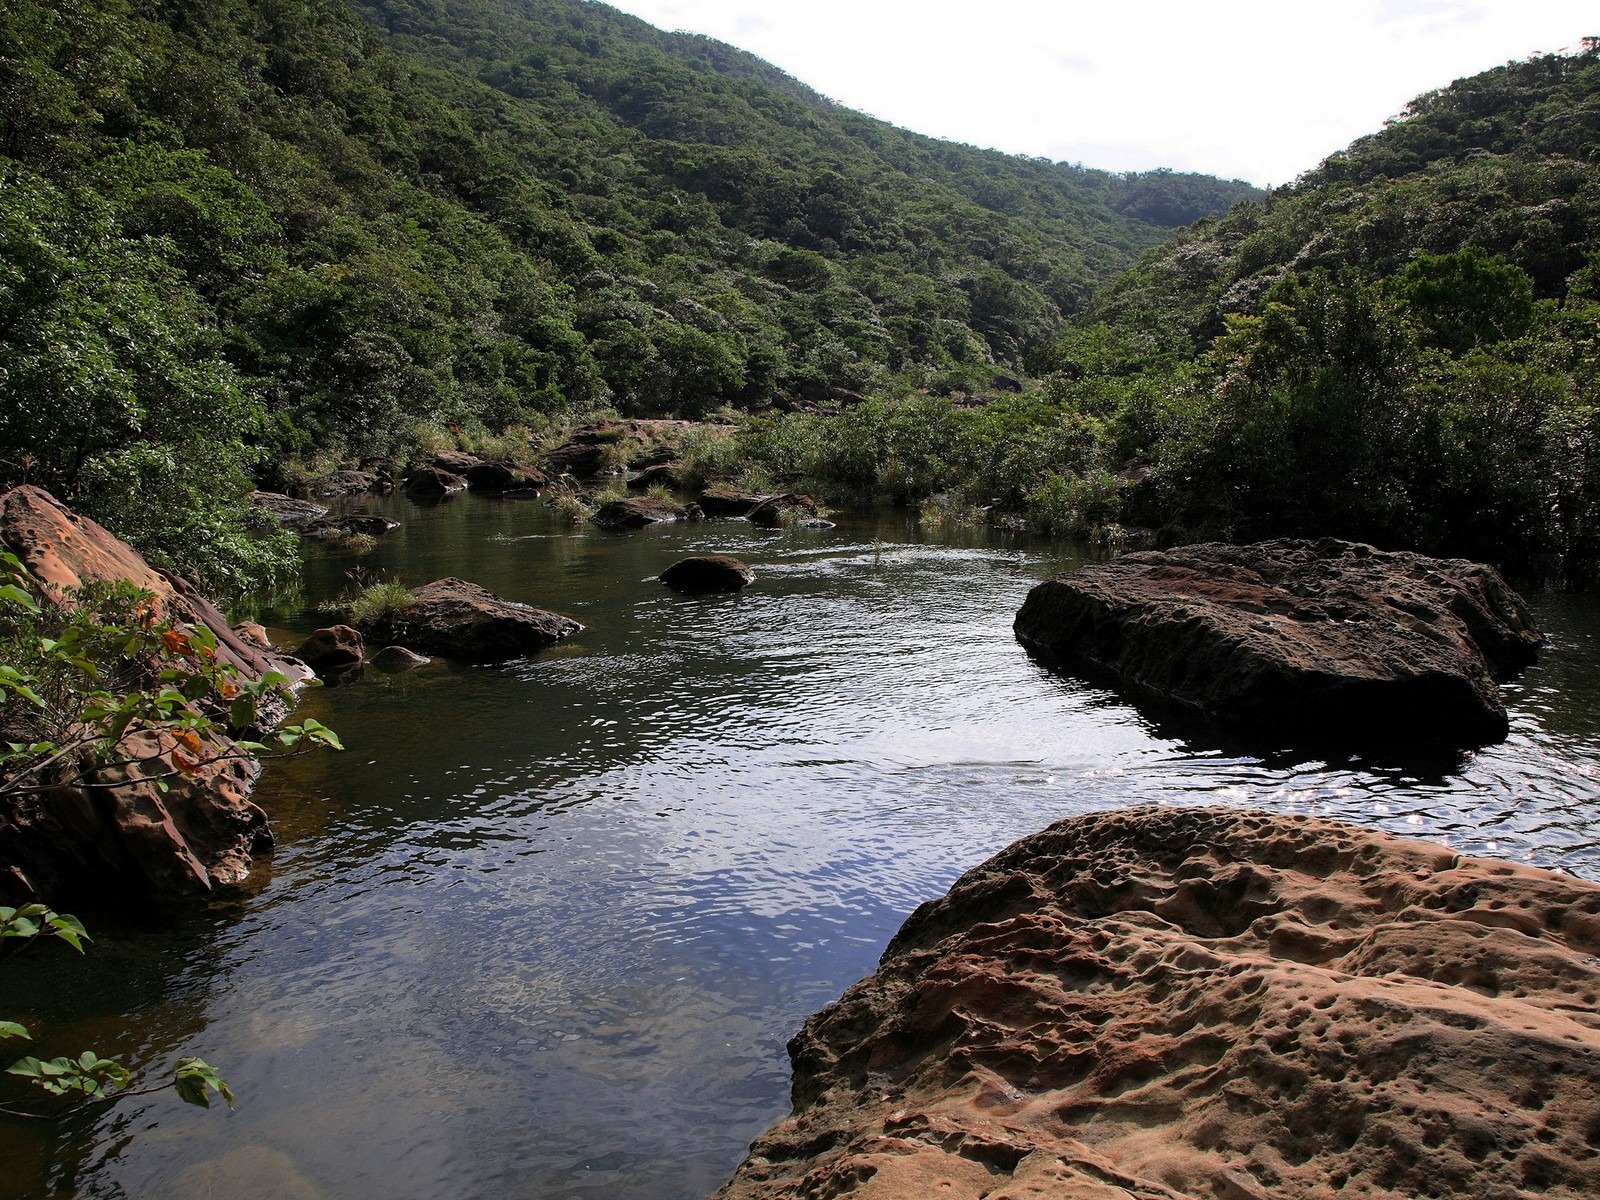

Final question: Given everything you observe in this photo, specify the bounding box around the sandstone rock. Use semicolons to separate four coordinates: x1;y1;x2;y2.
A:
544;440;609;476
359;578;580;661
660;556;755;594
698;486;766;518
232;621;271;650
0;486;311;900
748;494;820;528
370;645;430;672
1;487;305;687
592;497;695;530
249;491;327;527
294;625;364;674
402;466;468;499
2;728;273;899
1013;538;1541;749
715;806;1600;1200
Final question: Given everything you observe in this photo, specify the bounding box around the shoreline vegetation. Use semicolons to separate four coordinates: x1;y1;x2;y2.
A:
2;1;1597;598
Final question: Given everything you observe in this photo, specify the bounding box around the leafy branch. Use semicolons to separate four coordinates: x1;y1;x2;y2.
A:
0;549;341;1122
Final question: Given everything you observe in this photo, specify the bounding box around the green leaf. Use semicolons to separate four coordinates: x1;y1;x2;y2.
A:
6;1055;47;1079
173;1058;233;1109
0;1021;30;1040
0;583;39;612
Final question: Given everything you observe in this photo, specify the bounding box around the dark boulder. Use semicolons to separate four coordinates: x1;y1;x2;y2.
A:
660;556;755;594
294;625;364;674
359;578;580;661
591;497;695;530
697;486;765;517
627;463;681;491
402;466;467;499
748;493;819;528
1014;538;1542;749
464;460;547;493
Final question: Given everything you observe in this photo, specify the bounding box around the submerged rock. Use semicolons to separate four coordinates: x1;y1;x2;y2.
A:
1013;538;1541;749
300;514;399;541
359;578;580;661
370;645;430;672
714;806;1600;1200
660;556;755;594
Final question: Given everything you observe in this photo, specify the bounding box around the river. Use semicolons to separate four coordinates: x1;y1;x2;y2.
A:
2;492;1598;1199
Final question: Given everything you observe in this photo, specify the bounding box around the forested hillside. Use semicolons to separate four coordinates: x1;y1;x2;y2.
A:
732;48;1600;585
0;0;1252;591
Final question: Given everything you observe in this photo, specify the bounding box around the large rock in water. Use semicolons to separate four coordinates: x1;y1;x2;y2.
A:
660;555;755;594
359;578;580;660
0;486;308;900
714;806;1600;1200
1013;538;1541;749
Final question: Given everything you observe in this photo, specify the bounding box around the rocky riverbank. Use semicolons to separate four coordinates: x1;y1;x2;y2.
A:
0;486;311;901
715;806;1600;1200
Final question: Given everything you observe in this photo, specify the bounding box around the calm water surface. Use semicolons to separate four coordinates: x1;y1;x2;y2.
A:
3;493;1598;1199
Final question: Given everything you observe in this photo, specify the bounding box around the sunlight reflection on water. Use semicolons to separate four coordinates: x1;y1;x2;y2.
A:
4;496;1597;1200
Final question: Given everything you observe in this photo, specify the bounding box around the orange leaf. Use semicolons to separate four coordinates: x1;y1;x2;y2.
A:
173;729;202;755
161;629;191;656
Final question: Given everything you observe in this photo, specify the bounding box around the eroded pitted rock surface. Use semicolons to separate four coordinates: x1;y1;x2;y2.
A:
1014;538;1542;749
714;807;1600;1200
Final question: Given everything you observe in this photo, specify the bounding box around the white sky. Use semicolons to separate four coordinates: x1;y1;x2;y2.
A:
602;0;1596;186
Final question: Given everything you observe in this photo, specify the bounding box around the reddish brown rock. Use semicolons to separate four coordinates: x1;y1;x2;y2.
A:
1014;538;1541;749
1;487;305;687
359;578;580;661
430;450;482;475
0;486;308;900
716;806;1600;1200
294;625;364;674
660;556;755;594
